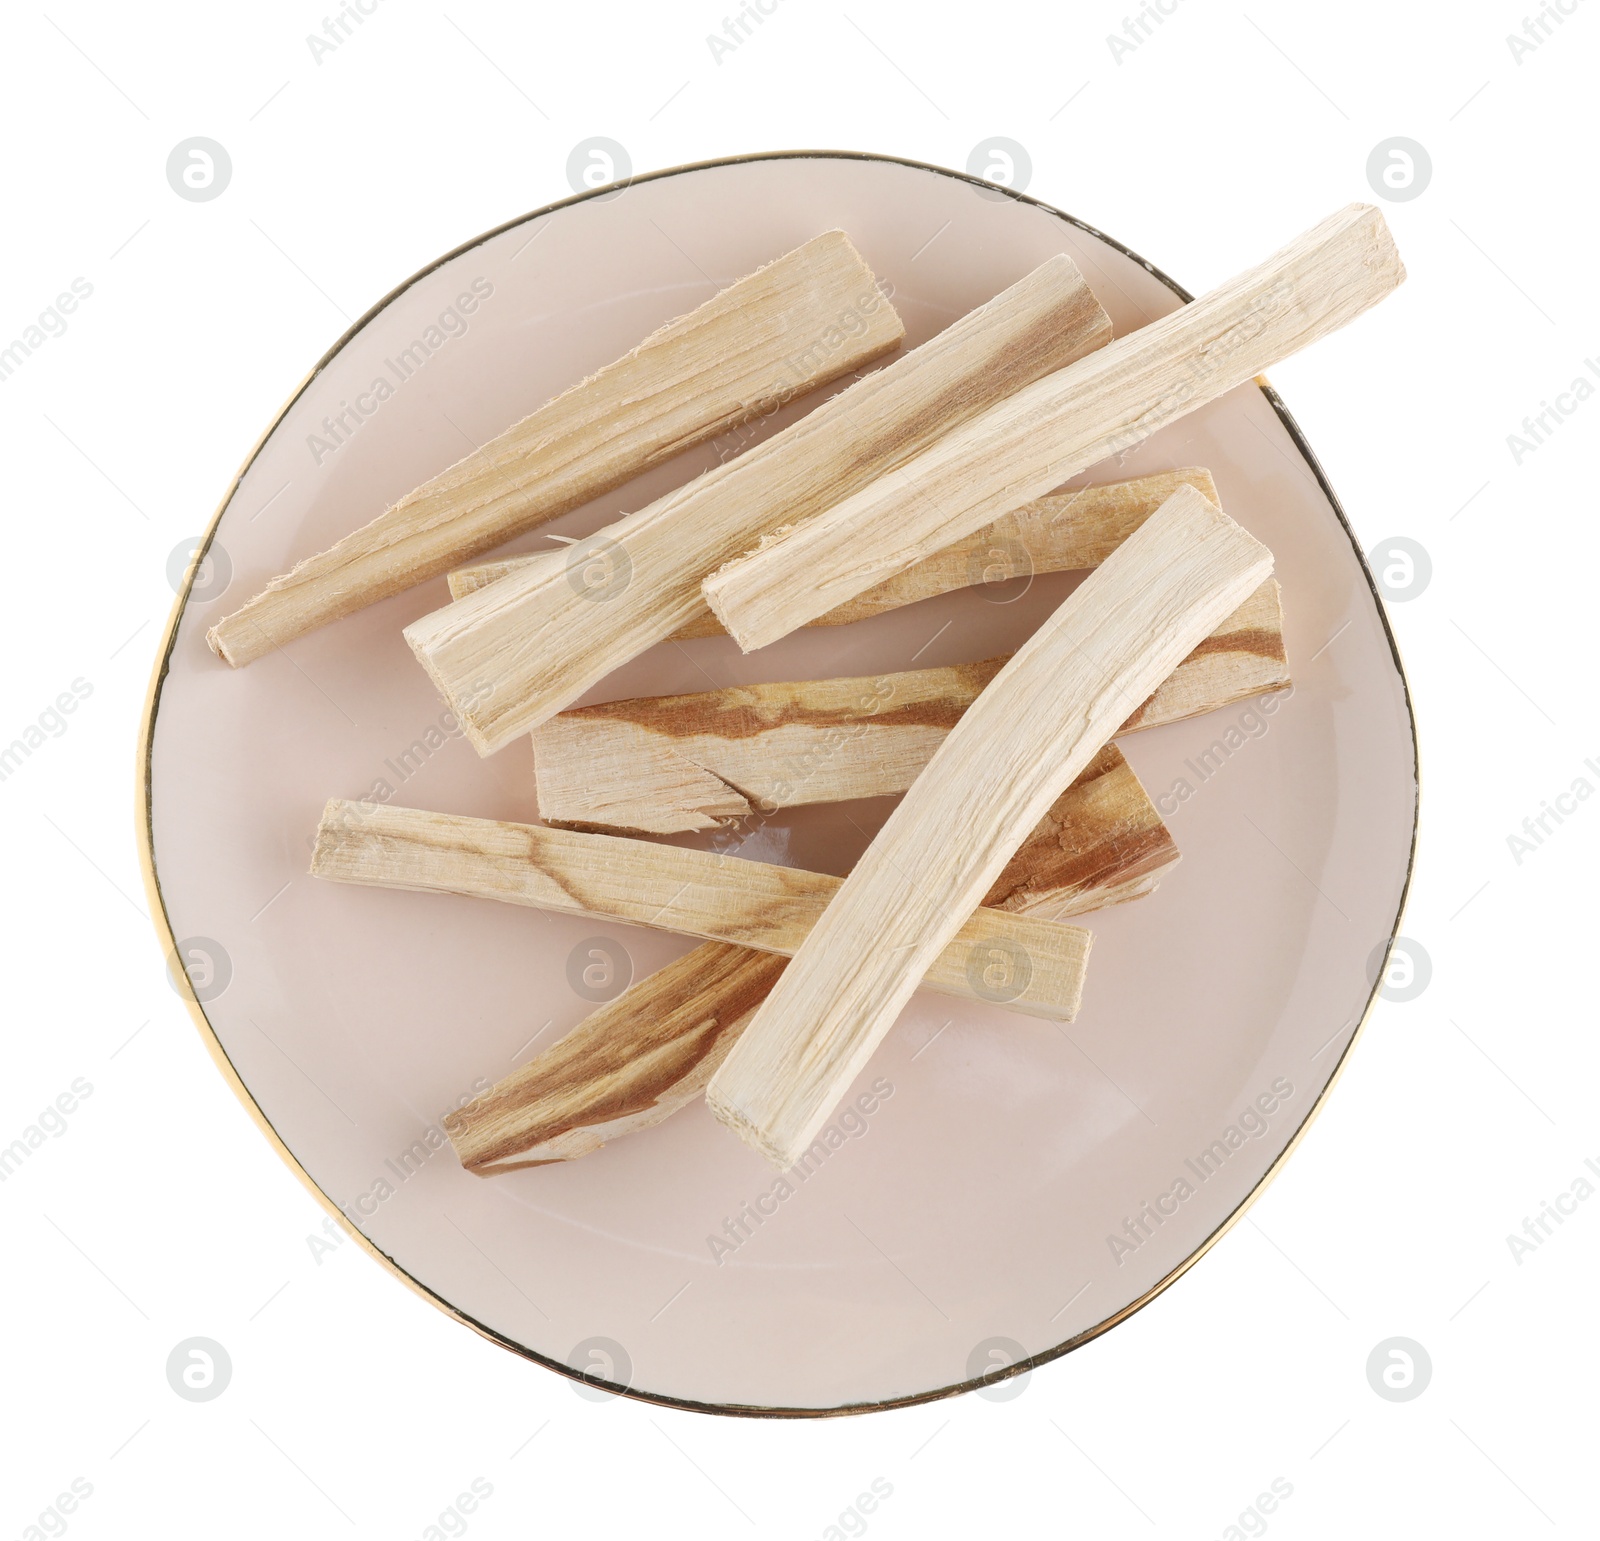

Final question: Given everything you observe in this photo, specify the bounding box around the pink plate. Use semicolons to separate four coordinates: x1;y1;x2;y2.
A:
140;152;1417;1414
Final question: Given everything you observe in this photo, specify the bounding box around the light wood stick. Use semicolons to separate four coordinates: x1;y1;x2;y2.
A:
446;467;1218;634
310;799;1093;1020
401;256;1114;751
982;745;1179;917
706;486;1273;1167
702;203;1400;651
532;578;1286;833
445;745;1172;1172
207;232;903;666
444;941;783;1173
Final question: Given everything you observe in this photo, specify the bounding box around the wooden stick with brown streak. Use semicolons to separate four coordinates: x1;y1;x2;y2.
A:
400;255;1113;751
446;466;1219;636
706;486;1273;1168
206;232;904;666
444;743;1173;1173
309;800;1095;1021
531;577;1287;833
701;203;1401;651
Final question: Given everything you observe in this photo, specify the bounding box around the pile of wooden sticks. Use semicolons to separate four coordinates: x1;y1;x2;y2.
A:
212;210;1404;1173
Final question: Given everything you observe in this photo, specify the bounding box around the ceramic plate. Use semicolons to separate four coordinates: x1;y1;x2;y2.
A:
139;152;1417;1414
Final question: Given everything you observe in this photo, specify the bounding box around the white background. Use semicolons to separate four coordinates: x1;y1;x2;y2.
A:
1;1;1595;1536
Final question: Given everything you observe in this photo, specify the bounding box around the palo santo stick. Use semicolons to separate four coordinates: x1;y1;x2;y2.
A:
445;942;783;1173
402;255;1114;751
532;578;1286;833
207;232;903;666
447;466;1218;635
310;799;1092;1020
706;486;1273;1167
982;745;1179;917
446;747;1174;1172
702;203;1401;651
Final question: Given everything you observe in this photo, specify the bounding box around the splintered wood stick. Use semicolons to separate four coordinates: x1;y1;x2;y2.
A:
445;941;784;1173
532;577;1285;833
207;232;903;666
402;255;1114;751
446;466;1218;635
702;203;1401;651
982;745;1179;917
445;746;1173;1172
310;799;1093;1020
706;486;1273;1167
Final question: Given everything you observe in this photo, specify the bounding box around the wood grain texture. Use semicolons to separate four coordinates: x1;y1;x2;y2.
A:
309;799;1093;1020
444;941;782;1173
446;466;1218;636
702;203;1401;651
532;577;1286;833
705;486;1274;1167
443;746;1172;1171
401;255;1114;751
979;744;1179;918
207;232;902;666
